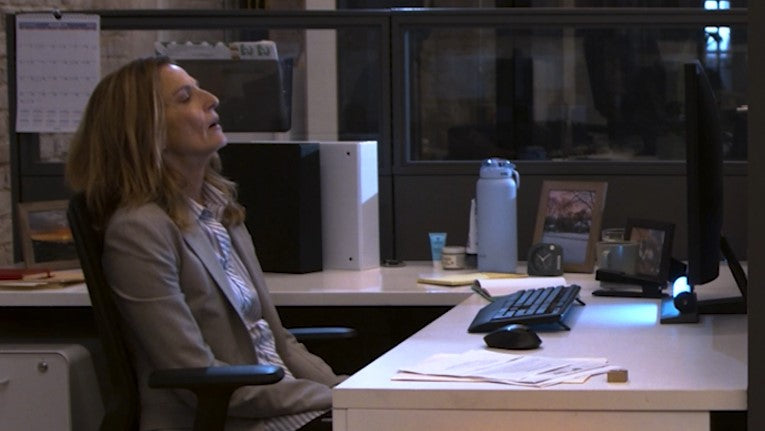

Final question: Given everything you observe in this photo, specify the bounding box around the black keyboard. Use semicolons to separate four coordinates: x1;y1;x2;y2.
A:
467;284;583;333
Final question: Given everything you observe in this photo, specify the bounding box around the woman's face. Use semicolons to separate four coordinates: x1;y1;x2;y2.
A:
159;64;226;166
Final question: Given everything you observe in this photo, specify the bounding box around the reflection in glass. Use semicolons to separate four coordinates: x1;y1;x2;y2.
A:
38;26;384;162
403;24;747;162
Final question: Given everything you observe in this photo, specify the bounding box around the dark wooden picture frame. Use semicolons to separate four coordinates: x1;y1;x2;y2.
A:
17;200;79;270
533;181;607;273
624;218;675;283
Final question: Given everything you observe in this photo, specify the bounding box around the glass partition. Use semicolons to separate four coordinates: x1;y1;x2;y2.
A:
7;8;751;263
392;9;747;165
17;11;390;170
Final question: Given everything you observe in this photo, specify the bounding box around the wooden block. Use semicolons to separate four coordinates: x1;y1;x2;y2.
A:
607;369;629;383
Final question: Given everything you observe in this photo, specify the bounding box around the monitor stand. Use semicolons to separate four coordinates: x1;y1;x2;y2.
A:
592;283;666;299
698;236;747;314
660;236;747;324
660;297;700;324
593;269;668;299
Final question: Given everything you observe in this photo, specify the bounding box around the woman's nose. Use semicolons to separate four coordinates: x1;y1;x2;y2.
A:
204;89;219;110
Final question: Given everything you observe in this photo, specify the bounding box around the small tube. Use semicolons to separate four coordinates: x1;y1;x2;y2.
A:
429;232;447;268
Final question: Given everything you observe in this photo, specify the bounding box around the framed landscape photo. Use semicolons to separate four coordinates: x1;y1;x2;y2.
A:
17;200;79;270
533;181;607;273
625;218;675;284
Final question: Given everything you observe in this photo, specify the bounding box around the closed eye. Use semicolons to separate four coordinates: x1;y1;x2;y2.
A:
172;84;193;103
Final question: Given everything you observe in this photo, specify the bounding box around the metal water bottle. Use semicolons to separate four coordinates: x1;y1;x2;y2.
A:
476;158;520;273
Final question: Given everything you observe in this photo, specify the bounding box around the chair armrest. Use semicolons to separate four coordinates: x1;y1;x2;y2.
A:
288;326;357;341
148;364;285;431
148;364;284;390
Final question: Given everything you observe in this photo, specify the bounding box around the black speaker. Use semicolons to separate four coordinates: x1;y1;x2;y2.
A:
218;142;322;273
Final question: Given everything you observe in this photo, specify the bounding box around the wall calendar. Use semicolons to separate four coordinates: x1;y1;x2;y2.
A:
15;12;100;133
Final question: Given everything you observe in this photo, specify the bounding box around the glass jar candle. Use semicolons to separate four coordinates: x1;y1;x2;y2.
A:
441;246;467;270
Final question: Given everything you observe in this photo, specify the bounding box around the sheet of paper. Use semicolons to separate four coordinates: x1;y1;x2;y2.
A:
417;272;526;287
0;280;69;290
392;369;597;385
476;276;567;296
0;268;84;290
15;13;100;132
24;268;84;283
396;349;618;388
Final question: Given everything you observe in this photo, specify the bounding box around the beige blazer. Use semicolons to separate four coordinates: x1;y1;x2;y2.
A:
102;203;343;431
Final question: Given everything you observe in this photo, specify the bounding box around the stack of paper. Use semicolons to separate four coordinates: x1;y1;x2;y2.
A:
417;272;526;287
394;349;620;387
0;268;84;290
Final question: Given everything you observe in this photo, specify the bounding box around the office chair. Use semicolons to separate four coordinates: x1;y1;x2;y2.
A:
67;193;352;431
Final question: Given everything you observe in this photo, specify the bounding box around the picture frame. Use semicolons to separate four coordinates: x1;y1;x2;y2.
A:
17;200;80;270
533;181;608;273
624;218;675;284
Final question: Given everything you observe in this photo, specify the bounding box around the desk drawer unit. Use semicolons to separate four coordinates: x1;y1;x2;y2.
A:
0;344;102;430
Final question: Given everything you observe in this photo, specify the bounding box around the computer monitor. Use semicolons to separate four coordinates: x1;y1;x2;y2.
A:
662;60;747;323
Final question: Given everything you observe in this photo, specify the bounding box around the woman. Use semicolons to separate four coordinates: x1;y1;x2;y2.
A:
66;56;341;431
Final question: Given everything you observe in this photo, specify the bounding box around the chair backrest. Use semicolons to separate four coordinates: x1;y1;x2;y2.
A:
68;193;139;431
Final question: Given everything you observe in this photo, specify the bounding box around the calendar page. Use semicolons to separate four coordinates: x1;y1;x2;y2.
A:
15;13;100;133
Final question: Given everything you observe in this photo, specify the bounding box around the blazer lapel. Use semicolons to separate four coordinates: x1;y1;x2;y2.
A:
182;224;248;322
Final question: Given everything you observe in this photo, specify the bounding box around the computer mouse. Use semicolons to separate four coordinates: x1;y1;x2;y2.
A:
483;324;542;350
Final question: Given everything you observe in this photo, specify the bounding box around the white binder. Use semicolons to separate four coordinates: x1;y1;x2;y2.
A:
319;141;380;270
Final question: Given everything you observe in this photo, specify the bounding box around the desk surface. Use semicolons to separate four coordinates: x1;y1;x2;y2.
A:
2;261;748;430
332;268;747;431
264;263;472;306
0;262;474;307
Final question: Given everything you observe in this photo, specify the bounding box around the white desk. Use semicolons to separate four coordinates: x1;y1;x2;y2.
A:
0;283;92;307
332;270;747;431
0;262;472;307
0;262;470;374
264;263;473;306
1;263;748;429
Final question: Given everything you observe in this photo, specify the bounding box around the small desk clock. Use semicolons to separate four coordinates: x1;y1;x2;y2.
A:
527;243;564;276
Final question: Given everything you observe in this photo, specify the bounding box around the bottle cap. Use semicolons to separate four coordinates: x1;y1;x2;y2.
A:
479;158;515;178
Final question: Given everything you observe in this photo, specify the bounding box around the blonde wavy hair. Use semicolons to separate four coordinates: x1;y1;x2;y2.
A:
66;56;244;230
